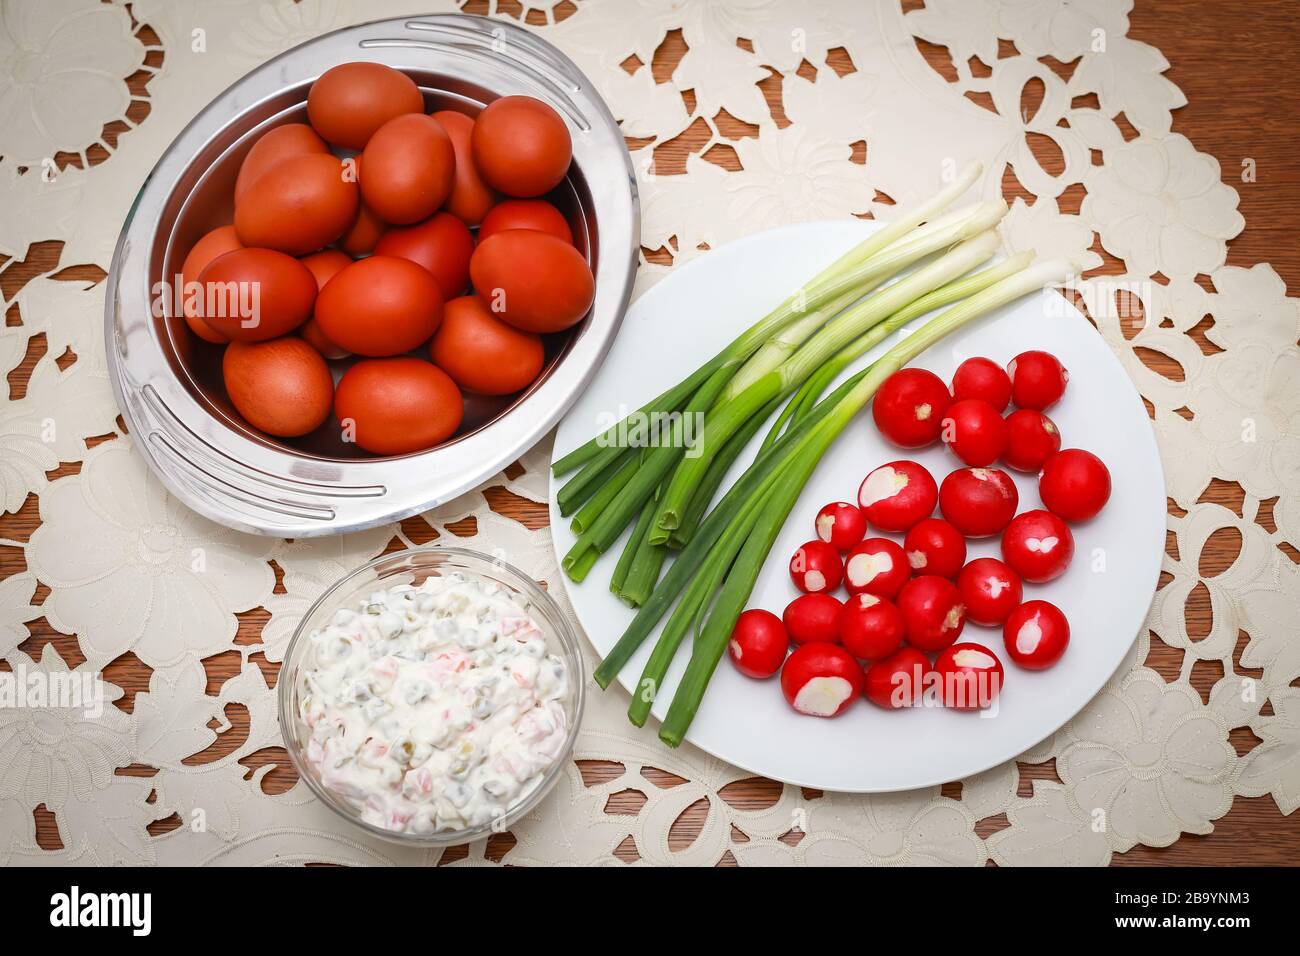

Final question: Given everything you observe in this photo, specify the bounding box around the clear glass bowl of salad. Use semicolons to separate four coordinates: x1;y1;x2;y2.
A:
278;545;585;847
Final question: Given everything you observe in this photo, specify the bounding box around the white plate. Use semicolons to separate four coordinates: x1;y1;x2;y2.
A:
549;220;1164;792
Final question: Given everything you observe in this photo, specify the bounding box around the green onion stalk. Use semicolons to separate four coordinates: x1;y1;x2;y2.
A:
560;363;733;576
609;491;655;597
553;373;705;516
569;452;639;533
668;394;782;549
625;456;794;726
614;384;874;706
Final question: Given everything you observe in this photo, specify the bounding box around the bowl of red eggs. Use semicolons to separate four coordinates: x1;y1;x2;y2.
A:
105;14;638;537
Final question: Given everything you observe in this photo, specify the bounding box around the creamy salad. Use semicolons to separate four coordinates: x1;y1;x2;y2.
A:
297;571;570;835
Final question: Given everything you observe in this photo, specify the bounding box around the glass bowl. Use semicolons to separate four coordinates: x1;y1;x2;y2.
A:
277;545;585;846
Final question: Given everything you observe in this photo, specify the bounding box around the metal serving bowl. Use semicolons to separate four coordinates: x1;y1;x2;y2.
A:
105;14;638;537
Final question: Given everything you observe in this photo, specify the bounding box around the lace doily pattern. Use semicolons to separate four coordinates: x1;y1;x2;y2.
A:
0;0;1294;866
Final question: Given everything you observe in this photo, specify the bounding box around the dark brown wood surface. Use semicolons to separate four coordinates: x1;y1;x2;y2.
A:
1;0;1295;866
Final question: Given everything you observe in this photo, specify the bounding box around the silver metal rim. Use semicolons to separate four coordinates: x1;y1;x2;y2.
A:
105;14;638;537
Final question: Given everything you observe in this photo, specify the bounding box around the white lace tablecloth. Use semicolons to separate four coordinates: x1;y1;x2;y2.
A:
2;0;1296;866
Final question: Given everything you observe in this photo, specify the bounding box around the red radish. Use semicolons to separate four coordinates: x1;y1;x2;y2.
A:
864;647;932;709
934;642;1004;710
1039;449;1111;522
1007;350;1068;410
1003;600;1070;670
951;357;1012;411
783;593;843;646
956;557;1023;626
939;467;1019;537
728;609;788;679
838;593;905;661
897;575;966;652
1001;509;1074;583
815;501;867;551
858;460;937;531
903;517;967;578
939;398;1007;466
780;643;865;718
1003;409;1061;472
844;537;910;599
789;539;843;594
871;368;951;448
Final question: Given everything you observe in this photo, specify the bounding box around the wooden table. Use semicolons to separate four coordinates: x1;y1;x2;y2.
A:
1;0;1295;865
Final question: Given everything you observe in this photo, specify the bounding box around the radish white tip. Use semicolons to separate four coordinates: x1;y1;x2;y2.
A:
953;646;997;669
1014;618;1043;655
793;676;853;717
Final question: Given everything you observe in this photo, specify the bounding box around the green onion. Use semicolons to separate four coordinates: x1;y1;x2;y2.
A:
610;493;656;596
626;461;789;726
659;442;825;746
565;546;599;584
561;363;732;575
556;445;634;517
552;361;719;477
669;395;783;549
650;230;1002;539
616;526;669;608
569;452;639;531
